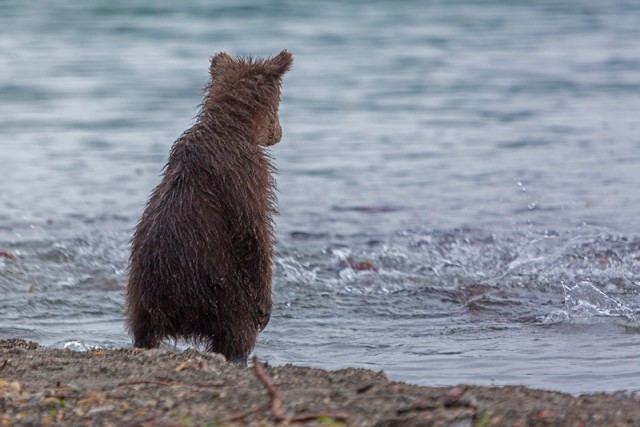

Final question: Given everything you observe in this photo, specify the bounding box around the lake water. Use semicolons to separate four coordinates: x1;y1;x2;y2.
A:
1;0;640;395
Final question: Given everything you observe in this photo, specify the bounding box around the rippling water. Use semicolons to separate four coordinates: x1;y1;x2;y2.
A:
2;0;640;394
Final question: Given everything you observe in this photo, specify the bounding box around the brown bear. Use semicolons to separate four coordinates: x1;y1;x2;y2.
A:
126;50;293;363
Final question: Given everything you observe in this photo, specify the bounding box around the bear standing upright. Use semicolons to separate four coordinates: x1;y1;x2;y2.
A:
126;50;293;363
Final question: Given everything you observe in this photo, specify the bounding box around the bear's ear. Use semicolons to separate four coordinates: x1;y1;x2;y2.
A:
265;50;293;79
210;52;233;77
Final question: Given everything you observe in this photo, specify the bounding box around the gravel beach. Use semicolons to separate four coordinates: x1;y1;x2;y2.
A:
1;339;638;426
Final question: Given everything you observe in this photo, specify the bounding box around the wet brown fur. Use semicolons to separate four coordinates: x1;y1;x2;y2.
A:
126;50;293;363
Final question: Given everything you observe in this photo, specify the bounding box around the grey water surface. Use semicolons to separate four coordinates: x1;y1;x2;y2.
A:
2;0;640;394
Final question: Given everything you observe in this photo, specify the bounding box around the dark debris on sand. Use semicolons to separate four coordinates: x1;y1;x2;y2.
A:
0;339;638;426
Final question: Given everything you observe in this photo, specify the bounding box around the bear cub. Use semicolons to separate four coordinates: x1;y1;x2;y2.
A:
126;50;293;363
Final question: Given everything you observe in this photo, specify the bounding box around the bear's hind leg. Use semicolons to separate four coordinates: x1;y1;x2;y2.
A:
128;306;162;349
133;330;161;349
206;325;256;365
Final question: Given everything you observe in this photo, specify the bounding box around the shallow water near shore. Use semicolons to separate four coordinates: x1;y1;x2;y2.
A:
1;0;640;395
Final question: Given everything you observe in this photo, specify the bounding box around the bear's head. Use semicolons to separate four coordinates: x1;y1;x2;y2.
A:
207;50;293;147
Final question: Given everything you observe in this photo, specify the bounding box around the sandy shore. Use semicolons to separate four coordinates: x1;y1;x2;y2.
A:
0;339;638;426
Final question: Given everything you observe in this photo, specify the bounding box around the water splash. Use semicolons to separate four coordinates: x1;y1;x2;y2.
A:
63;341;92;351
276;256;318;287
543;281;637;324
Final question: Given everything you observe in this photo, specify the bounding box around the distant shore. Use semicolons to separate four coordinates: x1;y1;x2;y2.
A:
0;339;637;426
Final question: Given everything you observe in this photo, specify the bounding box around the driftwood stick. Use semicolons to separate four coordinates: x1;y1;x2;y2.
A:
252;356;286;420
118;380;175;387
251;356;352;424
289;412;351;422
118;379;226;392
223;402;270;423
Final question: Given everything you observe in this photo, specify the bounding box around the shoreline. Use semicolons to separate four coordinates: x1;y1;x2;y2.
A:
1;339;638;426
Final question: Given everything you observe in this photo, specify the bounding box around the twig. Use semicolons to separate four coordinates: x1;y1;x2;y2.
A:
117;379;224;390
252;356;285;420
193;381;226;388
251;356;352;424
118;380;175;387
0;359;7;371
223;402;270;423
289;412;351;422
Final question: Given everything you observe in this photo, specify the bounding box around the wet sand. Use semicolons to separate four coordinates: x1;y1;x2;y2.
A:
0;339;638;426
